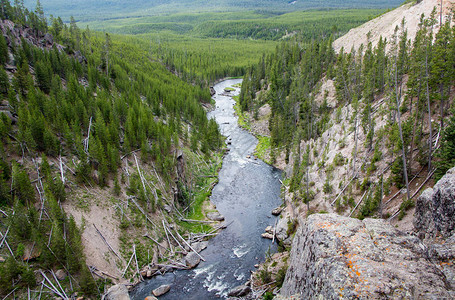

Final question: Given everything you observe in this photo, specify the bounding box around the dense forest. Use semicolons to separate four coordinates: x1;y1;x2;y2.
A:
0;0;224;297
23;0;402;21
97;9;385;89
82;9;383;40
240;8;455;219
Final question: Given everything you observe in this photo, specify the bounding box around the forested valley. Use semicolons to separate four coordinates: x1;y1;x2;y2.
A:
0;0;454;299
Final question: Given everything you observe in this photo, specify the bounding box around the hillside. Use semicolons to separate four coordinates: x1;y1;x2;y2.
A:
238;0;455;296
0;2;231;298
333;0;455;52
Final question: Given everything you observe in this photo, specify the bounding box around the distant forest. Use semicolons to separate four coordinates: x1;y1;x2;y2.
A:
23;0;403;21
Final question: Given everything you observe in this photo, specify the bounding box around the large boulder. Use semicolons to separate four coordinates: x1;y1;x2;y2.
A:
414;167;455;238
104;284;130;300
227;284;250;297
280;213;453;299
275;216;289;242
191;241;208;253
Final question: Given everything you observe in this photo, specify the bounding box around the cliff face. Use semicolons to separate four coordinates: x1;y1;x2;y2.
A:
414;167;455;239
280;168;455;299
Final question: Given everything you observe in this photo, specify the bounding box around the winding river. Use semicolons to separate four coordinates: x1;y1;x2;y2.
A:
130;79;282;299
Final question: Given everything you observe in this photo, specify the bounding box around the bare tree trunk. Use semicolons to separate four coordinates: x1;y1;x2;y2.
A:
395;58;411;200
425;44;433;171
440;83;445;128
352;110;358;178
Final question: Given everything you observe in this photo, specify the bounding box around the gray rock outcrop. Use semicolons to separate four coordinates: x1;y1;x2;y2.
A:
104;284;130;300
275;216;292;246
414;167;455;238
280;213;453;299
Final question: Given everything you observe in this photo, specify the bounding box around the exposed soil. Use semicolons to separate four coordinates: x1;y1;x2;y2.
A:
63;186;127;283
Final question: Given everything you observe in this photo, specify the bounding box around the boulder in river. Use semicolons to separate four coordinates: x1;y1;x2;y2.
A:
227;285;251;297
271;207;283;216
152;284;171;297
207;212;224;221
185;252;201;269
261;232;273;239
145;296;158;300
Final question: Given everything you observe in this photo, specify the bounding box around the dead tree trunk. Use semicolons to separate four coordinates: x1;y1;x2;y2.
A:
425;42;433;171
395;56;411;200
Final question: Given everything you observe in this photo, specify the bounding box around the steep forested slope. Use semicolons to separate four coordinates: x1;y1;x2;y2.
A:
240;0;454;227
0;1;225;298
240;0;455;295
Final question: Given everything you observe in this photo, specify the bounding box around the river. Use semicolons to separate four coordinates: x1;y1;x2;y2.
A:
130;79;282;299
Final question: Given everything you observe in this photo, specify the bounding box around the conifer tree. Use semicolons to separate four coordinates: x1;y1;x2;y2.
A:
0;34;8;66
0;66;9;95
436;107;455;180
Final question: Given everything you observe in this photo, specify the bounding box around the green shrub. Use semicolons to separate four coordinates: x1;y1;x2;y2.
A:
259;269;272;284
334;153;345;166
276;266;288;288
323;179;333;194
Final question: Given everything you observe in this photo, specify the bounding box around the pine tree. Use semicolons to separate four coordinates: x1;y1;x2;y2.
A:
0;34;8;66
436;107;455;180
431;21;452;129
0;66;9;96
12;163;35;205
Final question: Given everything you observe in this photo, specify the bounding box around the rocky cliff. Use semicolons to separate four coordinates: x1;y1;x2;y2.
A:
414;167;455;239
279;167;455;299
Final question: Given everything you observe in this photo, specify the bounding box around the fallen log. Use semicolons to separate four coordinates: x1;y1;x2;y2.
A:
349;190;369;217
143;234;169;252
93;224;122;261
179;218;216;224
174;229;205;262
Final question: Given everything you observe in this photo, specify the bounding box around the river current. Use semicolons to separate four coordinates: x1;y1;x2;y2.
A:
130;79;282;299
